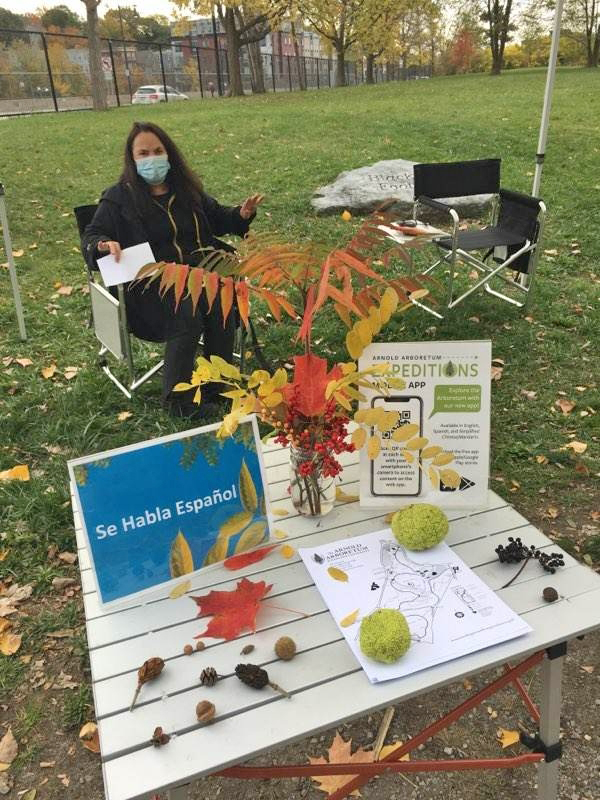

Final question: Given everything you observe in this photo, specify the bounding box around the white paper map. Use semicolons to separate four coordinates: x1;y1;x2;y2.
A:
300;529;532;684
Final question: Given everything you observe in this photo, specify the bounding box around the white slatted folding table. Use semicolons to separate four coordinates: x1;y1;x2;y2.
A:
72;442;600;800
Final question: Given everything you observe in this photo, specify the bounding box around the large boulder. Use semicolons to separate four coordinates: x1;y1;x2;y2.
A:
311;159;493;220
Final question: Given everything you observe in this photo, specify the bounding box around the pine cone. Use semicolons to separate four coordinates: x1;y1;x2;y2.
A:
235;663;269;689
200;667;219;687
138;657;165;685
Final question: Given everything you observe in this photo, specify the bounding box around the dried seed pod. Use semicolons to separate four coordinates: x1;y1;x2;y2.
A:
183;644;194;656
240;644;255;656
196;700;215;724
543;586;559;603
275;636;296;661
130;657;165;712
200;667;220;687
235;663;290;698
150;726;170;747
195;640;206;652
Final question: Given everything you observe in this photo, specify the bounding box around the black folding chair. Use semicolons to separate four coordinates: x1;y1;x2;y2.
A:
74;204;164;399
412;159;546;314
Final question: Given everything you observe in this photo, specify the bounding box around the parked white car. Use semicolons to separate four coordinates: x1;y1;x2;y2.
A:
132;85;189;104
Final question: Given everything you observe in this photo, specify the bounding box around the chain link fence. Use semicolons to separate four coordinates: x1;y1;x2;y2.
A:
0;28;432;116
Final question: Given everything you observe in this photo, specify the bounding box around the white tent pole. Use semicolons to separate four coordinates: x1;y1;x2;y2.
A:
0;184;27;341
532;0;564;197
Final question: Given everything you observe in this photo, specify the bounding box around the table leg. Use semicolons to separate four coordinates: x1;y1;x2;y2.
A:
536;645;565;800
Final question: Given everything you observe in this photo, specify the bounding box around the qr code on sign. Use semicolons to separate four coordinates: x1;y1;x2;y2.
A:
381;409;412;440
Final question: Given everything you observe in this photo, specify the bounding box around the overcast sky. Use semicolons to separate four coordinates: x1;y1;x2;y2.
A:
7;0;180;19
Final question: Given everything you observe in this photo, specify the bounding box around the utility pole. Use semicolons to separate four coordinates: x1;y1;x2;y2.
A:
118;6;132;101
211;9;223;96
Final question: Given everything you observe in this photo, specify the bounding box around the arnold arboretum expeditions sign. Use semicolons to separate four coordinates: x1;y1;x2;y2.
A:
68;418;269;606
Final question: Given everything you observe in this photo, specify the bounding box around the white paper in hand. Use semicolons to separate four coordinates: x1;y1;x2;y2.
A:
97;242;156;287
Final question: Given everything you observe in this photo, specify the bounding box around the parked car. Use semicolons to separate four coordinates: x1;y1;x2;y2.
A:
132;85;188;104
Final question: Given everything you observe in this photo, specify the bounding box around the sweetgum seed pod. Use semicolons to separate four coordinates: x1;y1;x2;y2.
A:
275;636;296;661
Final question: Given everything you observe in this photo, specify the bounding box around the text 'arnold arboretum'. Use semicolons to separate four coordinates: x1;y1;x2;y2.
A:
95;483;238;539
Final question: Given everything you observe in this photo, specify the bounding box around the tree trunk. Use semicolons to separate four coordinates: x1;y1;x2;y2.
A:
247;40;266;92
365;53;375;84
290;20;306;90
83;0;107;110
491;52;502;74
335;45;346;86
221;7;244;96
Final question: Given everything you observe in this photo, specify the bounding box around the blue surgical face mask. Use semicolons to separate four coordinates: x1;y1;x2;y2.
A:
135;154;170;185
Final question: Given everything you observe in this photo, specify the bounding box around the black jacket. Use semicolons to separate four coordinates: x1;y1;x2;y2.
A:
81;181;252;271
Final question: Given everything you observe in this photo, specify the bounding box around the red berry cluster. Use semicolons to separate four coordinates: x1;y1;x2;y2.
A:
274;393;355;478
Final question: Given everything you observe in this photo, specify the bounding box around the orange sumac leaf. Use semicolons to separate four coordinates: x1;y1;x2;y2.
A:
159;262;180;298
187;268;204;313
235;280;250;329
204;270;219;312
173;265;190;311
220;277;234;326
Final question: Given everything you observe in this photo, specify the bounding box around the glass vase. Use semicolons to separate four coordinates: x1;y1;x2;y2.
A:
289;446;336;518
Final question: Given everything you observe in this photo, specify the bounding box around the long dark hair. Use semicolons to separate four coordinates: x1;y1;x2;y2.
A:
120;121;204;213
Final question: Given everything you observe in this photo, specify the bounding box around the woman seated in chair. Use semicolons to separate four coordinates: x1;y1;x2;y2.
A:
81;120;263;419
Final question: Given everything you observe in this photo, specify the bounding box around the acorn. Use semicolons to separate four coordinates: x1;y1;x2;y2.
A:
543;586;559;603
130;657;165;712
183;644;194;656
274;636;297;661
195;641;206;652
196;700;215;724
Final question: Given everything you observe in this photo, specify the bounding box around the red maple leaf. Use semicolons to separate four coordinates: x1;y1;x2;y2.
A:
282;354;343;417
191;577;273;641
223;544;278;571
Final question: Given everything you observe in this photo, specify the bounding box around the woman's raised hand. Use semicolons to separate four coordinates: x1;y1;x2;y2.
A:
240;194;264;220
98;240;122;262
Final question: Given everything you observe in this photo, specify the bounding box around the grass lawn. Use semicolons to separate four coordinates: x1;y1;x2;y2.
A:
0;67;599;794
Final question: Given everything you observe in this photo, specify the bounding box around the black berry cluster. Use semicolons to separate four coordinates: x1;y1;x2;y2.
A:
495;537;565;574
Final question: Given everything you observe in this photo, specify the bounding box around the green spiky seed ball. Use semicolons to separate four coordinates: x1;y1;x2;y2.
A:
391;504;449;551
359;609;411;664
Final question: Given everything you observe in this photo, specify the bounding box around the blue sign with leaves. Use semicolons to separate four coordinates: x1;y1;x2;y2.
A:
68;418;269;606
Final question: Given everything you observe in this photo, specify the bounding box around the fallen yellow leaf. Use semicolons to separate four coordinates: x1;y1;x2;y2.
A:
0;465;30;482
335;487;359;503
57;285;73;296
79;722;100;754
12;249;24;257
14;358;33;367
117;411;133;421
0;549;8;561
169;580;191;599
497;728;520;749
341;210;352;221
565;441;587;454
280;544;295;559
378;742;410;761
273;529;288;540
0;632;22;655
272;508;289;517
339;609;359;627
327;566;349;582
41;364;57;379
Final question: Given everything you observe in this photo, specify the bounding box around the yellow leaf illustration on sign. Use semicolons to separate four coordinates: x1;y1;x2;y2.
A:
428;466;440;489
272;508;289;517
391;423;420;443
340;609;359;627
439;468;461;489
280;544;295;559
335;487;359;503
377;411;398;433
328;566;349;582
169;579;191;599
497;728;520;749
367;435;381;459
219;510;253;537
273;529;288;540
432;452;455;466
351;427;366;449
405;436;429;450
422;445;443;459
235;521;268;553
169;531;194;577
239;459;258;513
203;535;229;566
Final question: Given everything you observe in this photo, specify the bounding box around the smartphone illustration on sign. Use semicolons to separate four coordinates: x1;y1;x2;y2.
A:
370;395;423;497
